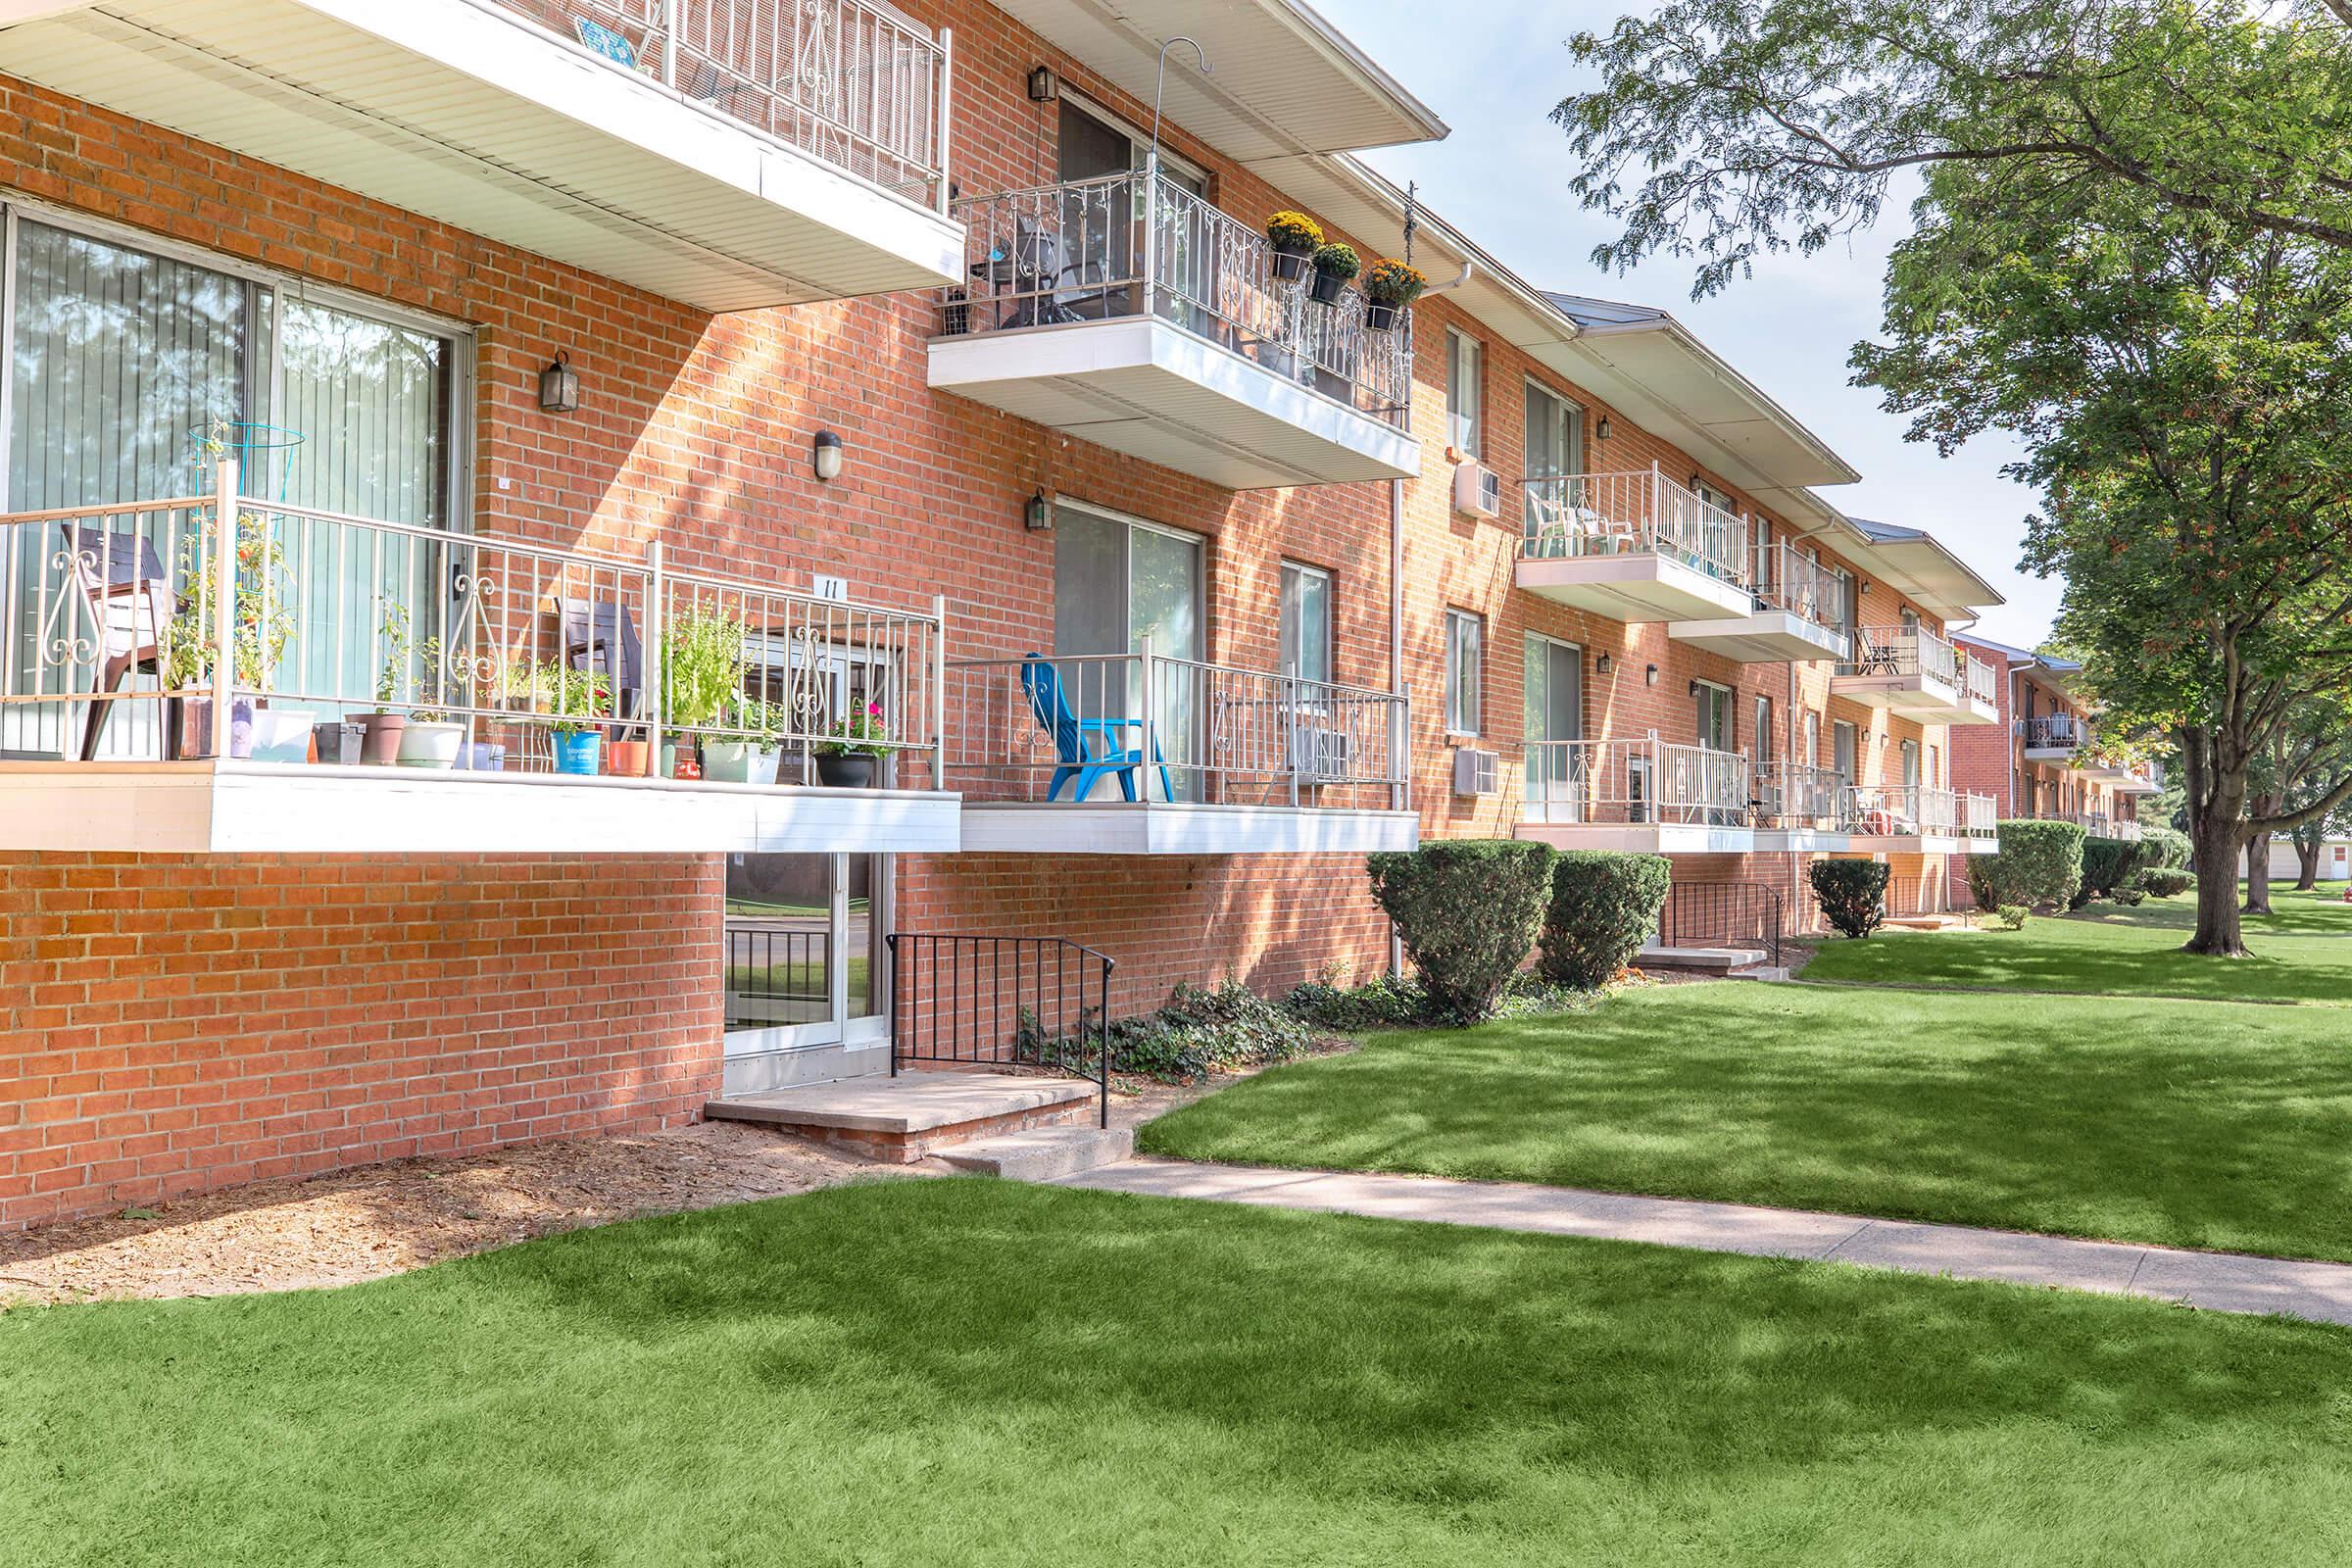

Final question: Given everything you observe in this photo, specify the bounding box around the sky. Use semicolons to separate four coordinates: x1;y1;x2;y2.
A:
1315;0;2059;648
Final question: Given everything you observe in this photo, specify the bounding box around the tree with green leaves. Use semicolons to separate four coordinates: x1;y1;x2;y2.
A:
1557;0;2352;300
1850;155;2352;953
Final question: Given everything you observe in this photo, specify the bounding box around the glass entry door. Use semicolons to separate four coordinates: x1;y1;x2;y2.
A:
724;853;888;1055
1523;635;1582;820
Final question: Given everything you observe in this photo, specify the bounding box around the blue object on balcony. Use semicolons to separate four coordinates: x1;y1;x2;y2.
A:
1019;655;1172;803
554;730;603;776
572;18;639;70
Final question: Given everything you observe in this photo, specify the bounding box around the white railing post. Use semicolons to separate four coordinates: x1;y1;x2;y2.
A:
1284;660;1300;808
1139;154;1158;320
934;28;955;216
661;0;677;91
1137;634;1156;803
209;457;240;758
932;592;948;792
643;538;665;777
1647;461;1663;551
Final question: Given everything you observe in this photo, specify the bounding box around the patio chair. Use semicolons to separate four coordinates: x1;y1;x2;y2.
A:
60;523;178;761
557;596;643;736
1019;655;1172;803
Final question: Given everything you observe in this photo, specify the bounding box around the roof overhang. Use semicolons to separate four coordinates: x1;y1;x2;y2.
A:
1806;513;2007;620
994;0;1446;166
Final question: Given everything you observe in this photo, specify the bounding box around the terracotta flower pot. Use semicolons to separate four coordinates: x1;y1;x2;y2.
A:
608;739;650;776
356;711;407;766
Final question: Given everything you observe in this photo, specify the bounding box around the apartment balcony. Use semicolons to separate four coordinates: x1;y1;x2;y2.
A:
1517;470;1752;624
944;652;1416;855
1515;736;1754;855
0;462;958;855
1847;785;2001;856
1669;542;1852;663
1831;626;2003;724
2081;755;2165;795
1750;762;1855;851
0;0;964;311
926;170;1418;491
2034;810;2143;841
2022;714;2084;761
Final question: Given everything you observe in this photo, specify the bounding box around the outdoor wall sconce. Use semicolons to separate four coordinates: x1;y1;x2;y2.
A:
1689;472;1704;492
1028;65;1058;101
812;430;845;482
1594;653;1613;675
537;352;580;414
1646;664;1660;686
1688;678;1701;696
1025;489;1054;531
1594;416;1611;441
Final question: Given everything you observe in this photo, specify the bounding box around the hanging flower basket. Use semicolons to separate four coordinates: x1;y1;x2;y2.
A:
1360;258;1427;330
1308;242;1360;306
1267;211;1324;282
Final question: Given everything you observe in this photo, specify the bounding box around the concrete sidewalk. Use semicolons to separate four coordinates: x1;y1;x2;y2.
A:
1057;1158;2352;1326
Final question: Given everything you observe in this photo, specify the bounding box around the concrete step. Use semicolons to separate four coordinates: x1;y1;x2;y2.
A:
936;1125;1135;1182
1637;942;1769;976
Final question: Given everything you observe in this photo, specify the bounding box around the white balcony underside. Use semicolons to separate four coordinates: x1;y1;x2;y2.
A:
1514;555;1751;624
926;317;1420;491
958;801;1418;856
1667;610;1849;664
1848;833;1999;857
1;0;964;310
1829;674;2003;725
0;761;961;855
1750;827;1853;853
1513;820;1756;856
2023;745;2080;763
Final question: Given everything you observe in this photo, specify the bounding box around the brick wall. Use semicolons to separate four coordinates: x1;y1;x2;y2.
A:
0;854;722;1233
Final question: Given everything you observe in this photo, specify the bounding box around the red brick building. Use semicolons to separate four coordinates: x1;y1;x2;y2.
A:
0;0;2006;1230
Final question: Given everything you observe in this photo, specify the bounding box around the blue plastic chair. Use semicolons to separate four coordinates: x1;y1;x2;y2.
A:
1020;656;1173;802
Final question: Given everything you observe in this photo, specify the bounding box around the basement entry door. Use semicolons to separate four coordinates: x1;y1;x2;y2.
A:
722;853;889;1057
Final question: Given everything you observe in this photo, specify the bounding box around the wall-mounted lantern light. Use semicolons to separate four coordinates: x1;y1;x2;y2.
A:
1594;416;1612;441
1688;678;1701;696
1594;653;1613;675
1028;65;1059;101
1645;664;1660;687
1024;489;1054;531
538;351;580;414
812;429;845;482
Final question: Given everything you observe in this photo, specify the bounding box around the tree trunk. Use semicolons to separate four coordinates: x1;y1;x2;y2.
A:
2244;832;2273;914
2297;838;2323;890
2190;818;2249;953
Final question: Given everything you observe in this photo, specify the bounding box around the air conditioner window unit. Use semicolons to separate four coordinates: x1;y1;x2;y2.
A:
1292;722;1353;784
1453;746;1499;798
1452;461;1501;520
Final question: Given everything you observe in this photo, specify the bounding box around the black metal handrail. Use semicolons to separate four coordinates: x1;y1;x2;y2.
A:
1656;881;1783;967
885;934;1115;1127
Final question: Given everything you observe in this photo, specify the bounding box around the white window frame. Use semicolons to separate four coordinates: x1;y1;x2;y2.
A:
1446;329;1483;460
1444;609;1484;737
1693;676;1734;752
1521;377;1582;480
1803;710;1820;769
1279;560;1333;688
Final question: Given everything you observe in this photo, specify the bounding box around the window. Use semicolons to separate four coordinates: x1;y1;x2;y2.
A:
1901;738;1922;790
1444;610;1484;735
1523;634;1582;811
1446;330;1483;459
1279;562;1332;688
1694;678;1734;751
1833;719;1857;783
1928;744;1941;789
1523;380;1580;481
1803;710;1820;769
1752;695;1774;767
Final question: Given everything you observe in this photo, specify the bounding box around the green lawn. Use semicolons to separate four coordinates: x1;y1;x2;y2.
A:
1802;887;2352;1004
8;1180;2352;1566
1140;982;2352;1261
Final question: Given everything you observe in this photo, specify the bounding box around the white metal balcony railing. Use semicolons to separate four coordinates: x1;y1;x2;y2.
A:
1753;761;1851;829
1521;735;1750;828
2022;713;2083;750
1961;651;1999;708
941;168;1412;429
1;459;946;784
1747;541;1850;631
487;0;952;210
1846;784;1999;840
945;648;1410;811
2038;810;2141;841
1520;467;1749;586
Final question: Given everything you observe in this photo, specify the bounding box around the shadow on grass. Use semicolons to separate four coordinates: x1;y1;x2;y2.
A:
1141;986;2352;1262
8;1181;2352;1566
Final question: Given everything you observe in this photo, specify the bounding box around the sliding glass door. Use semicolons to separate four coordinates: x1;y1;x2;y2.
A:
1523;634;1582;819
1052;503;1203;800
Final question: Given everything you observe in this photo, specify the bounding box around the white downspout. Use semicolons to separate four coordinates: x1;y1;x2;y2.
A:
1390;473;1407;979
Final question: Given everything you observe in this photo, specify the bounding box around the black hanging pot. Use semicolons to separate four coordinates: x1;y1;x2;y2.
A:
1365;301;1400;331
816;753;879;789
1309;269;1348;306
1271;241;1313;282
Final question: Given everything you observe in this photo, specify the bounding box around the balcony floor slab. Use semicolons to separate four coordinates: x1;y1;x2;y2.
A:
0;760;960;856
1514;821;1756;855
1667;610;1849;664
1516;553;1752;624
927;317;1418;491
957;801;1418;856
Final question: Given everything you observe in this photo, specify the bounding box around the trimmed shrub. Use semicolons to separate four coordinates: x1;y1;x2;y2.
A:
1990;905;2030;930
1537;851;1673;989
1365;840;1556;1024
2114;884;2146;906
2082;837;2158;902
1969;819;2087;910
2142;867;2195;899
1811;858;1890;939
2142;825;2191;871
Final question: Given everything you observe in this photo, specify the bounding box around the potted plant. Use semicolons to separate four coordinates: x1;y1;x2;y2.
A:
660;606;746;780
356;602;412;765
1266;211;1324;282
1308;242;1360;306
395;633;469;768
544;660;611;776
814;700;889;789
703;690;783;785
157;510;297;760
1359;258;1427;331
